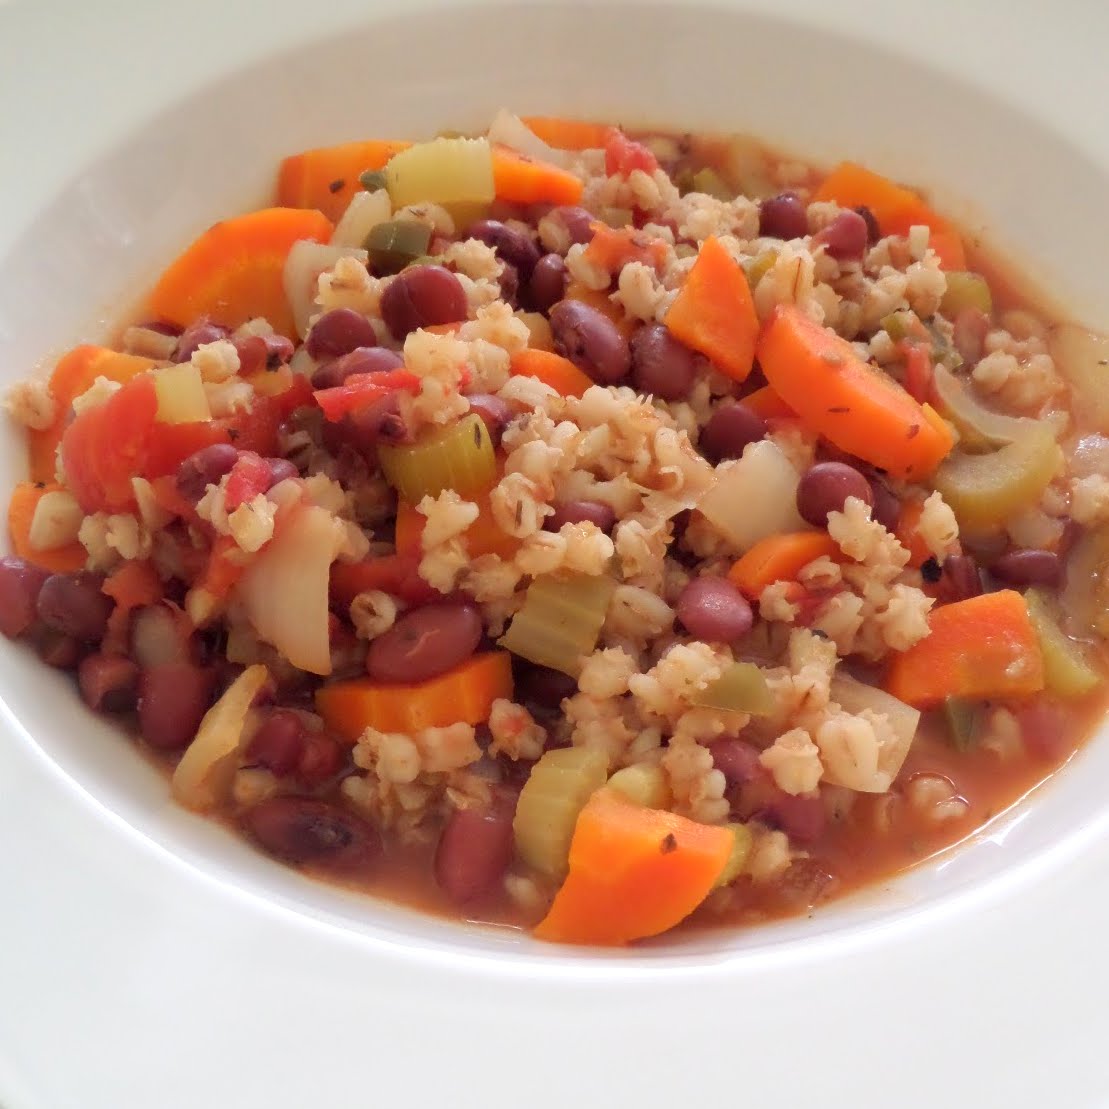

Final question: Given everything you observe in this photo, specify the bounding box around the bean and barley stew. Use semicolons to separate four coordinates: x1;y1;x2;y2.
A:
4;112;1109;945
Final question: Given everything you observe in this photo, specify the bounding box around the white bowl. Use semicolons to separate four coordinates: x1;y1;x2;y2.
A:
3;2;1109;1106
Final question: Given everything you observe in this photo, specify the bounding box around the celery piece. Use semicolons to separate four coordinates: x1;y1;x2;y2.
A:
1049;324;1109;436
512;747;610;877
942;696;981;752
1061;525;1109;639
692;662;773;716
1025;588;1101;697
607;764;670;808
674;167;697;196
358;169;388;193
713;823;754;888
364;219;433;275
153;363;211;424
498;571;616;677
940;271;993;318
690;167;732;201
384;136;495;221
932;365;1042;450
743;250;778;288
829;674;919;791
378;413;496;503
878;310;929;344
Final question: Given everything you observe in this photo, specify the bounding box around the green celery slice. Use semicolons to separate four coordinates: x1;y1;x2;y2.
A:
378;413;496;503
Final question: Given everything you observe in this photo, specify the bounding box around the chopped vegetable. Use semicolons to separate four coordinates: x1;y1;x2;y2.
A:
513;746;610;878
828;674;919;790
498;571;616;677
486;110;571;166
1061;525;1109;639
171;664;270;811
931;364;1047;449
533;788;732;945
364;219;433;274
152;363;211;424
7;482;86;573
509;347;594;397
384;136;495;222
317;651;513;739
739;384;795;420
283;239;369;339
514;311;555;352
26;488;83;554
394;492;520;560
942;697;982;752
219;373;314;458
378;413;496;502
894;499;939;569
692;661;774;715
1025;588;1101;697
581;223;669;274
520;116;612;151
1049;324;1109;435
885;590;1044;708
728;531;839;599
331;187;392;250
329;553;438;609
940;271;993;318
713;822;754;888
606;764;671;809
143;422;233;481
313;369;421;422
664;236;758;383
491;144;585;206
276;139;412;222
686;167;732;200
603;130;659;178
757;304;955;480
358;170;388;193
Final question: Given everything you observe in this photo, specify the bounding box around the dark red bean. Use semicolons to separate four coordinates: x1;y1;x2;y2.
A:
675;576;754;642
952;308;990;365
130;604;194;668
34;628;82;670
549;299;630;384
764;791;826;843
466;394;513;443
175;443;240;502
78;654;139;712
497;261;520;307
525;253;568;313
465;219;541;278
546;205;595;249
310;346;405;390
699;402;768;462
242;796;380;873
366;601;482;683
813;210;869;261
990;549;1061;589
380;264;468;340
707;737;762;784
629;323;699;401
544;499;617;533
342;392;407;453
0;556;51;639
36;572;112;642
868;478;901;533
233;334;295;375
265;458;299;486
244;710;308;776
434;804;514;903
137;319;183;338
305;308;379;361
137;662;216;751
854;205;881;244
172;319;228;363
758;193;807;240
298;732;345;786
796;462;874;526
516;664;577;711
940;554;984;602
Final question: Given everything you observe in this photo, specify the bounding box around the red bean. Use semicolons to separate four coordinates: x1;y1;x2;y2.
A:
676;576;754;642
305;307;379;360
265;458;299;486
813;210;869;261
310;346;405;390
796;462;874;526
549;299;630;384
699;402;768;462
36;572;112;642
854;205;880;244
366;601;482;683
434;804;514;903
939;554;984;602
525;253;568;313
516;664;577;711
545;499;617;533
244;709;308;776
764;791;826;843
465;219;541;278
137;662;215;751
0;556;50;639
175;443;240;502
242;796;380;873
990;549;1061;588
497;262;520;308
130;603;194;668
380;264;468;340
233;334;295;375
546;205;595;248
78;654;139;712
707;737;762;784
868;478;901;532
758;193;807;240
298;732;345;786
172;319;228;363
466;394;514;443
34;629;82;670
630;323;699;401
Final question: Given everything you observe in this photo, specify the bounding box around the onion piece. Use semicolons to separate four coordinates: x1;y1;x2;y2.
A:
486;109;570;168
131;603;193;668
826;674;919;793
331;187;392;250
282;240;369;340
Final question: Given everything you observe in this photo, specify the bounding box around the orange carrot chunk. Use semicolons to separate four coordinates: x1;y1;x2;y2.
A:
146;207;334;339
520;117;612;151
395;495;520;561
739;385;796;421
756;304;954;481
664;236;758;383
7;482;86;573
728;532;840;600
534;789;733;946
276;139;412;221
885;590;1044;708
491;145;584;206
509;348;595;398
316;652;514;739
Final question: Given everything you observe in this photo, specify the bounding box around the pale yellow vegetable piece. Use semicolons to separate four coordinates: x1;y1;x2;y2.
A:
1049;324;1109;436
714;823;754;888
606;764;671;809
1025;588;1101;697
384;136;495;218
153;363;211;424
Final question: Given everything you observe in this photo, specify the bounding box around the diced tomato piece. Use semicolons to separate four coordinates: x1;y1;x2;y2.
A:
604;130;659;178
220;372;315;456
224;452;274;510
314;370;422;423
901;341;934;405
142;421;232;479
330;554;438;609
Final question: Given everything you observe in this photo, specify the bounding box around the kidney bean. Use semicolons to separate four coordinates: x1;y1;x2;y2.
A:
544;499;617;534
868;478;901;533
36;572;112;642
525;253;568;313
497;261;520;307
265;458;300;486
298;732;345;786
176;443;241;502
707;737;763;784
34;628;82;670
242;796;380;873
515;663;577;711
853;205;881;244
0;556;50;639
939;554;984;602
547;205;596;248
990;548;1061;588
78;653;139;712
549;300;630;384
342;392;407;454
676;576;754;642
629;323;699;401
434;804;515;903
466;394;513;444
380;264;468;340
172;319;228;363
310;346;405;390
305;307;379;361
796;462;874;526
245;709;308;776
137;662;216;750
764;791;826;843
952;307;990;365
758;192;807;240
465;219;541;278
130;604;194;668
366;601;482;683
699;402;767;463
813;210;869;261
233;334;295;375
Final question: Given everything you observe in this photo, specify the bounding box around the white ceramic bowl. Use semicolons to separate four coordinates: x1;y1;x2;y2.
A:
2;2;1109;1106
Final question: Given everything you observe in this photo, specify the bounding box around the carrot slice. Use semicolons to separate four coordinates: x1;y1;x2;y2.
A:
885;590;1044;708
581;224;669;274
534;788;732;945
395;493;521;561
520;116;612;151
757;304;954;481
7;482;86;573
812;162;966;270
739;385;796;421
491;145;584;206
664;236;758;383
509;348;595;398
727;532;840;600
146;207;334;339
276;139;412;222
316;651;514;739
